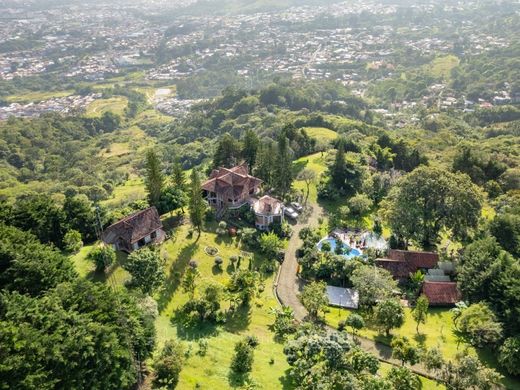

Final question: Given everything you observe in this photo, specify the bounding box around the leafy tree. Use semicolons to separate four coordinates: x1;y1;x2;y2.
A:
63;229;83;253
345;313;365;337
10;194;67;248
391;336;420;366
153;340;184;389
213;133;242;168
439;352;502;390
412;294;429;333
490;213;520;257
144;149;165;208
62;194;98;242
230;337;257;374
457;237;513;303
123;247;165;295
421;347;444;375
228;269;260;305
383;166;482;248
351;265;397;307
386;367;422;390
181;266;200;299
458;303;503;347
88;245;116;272
0;280;155;390
498;336;520;376
258;231;283;258
300;281;328;320
347;193;373;218
242;129;260;170
273;129;294;199
0;224;76;296
188;169;207;234
297;168;316;204
374;299;405;337
271;306;296;339
159;185;187;216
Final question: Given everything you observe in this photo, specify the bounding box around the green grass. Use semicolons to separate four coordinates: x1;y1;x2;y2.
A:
293;151;329;204
5;90;73;103
152;220;293;388
326;306;520;389
85;97;128;117
303;127;338;141
70;219;293;388
101;177;146;208
423;55;460;80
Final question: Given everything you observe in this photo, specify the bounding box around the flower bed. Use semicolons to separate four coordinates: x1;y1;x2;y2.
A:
204;246;219;256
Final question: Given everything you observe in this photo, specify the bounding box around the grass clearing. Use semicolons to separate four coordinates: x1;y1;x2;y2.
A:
86;97;128;117
5;90;73;103
303;127;338;141
424;55;460;80
102;177;146;208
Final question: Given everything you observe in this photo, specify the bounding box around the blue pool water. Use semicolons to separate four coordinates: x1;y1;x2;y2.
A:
317;237;362;259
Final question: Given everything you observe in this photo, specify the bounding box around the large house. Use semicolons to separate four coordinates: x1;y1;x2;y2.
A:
202;163;284;230
375;249;439;280
202;163;262;211
101;207;165;253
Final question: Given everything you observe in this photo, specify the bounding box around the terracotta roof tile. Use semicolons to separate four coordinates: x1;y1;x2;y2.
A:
422;281;460;306
102;207;163;245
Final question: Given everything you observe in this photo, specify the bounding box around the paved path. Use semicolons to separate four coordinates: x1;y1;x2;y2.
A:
274;201;437;381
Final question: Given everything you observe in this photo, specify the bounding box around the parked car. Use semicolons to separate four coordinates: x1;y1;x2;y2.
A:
284;206;299;219
291;202;303;212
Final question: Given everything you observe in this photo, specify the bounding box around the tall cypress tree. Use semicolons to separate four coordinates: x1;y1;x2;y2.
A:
188;169;206;234
330;139;347;191
144;149;164;208
274;130;293;199
255;141;276;188
171;160;186;191
213;133;242;168
242;129;260;170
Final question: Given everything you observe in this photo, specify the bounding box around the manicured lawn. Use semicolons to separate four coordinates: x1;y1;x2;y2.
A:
293;151;329;203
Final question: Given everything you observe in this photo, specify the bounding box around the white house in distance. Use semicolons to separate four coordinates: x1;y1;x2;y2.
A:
252;195;284;230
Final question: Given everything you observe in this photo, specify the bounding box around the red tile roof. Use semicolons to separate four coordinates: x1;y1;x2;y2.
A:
375;250;439;279
202;163;262;200
102;206;163;245
422;281;460;306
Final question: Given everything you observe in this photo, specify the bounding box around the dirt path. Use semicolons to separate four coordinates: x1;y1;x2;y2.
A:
274;201;438;381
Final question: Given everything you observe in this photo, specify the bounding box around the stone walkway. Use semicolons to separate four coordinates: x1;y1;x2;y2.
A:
274;201;437;381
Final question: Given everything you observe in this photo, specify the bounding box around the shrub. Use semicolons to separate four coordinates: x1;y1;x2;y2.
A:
214;256;224;268
153;340;184;389
458;303;503;347
498;336;520;376
88;245;116;272
63;229;83;253
230;338;257;374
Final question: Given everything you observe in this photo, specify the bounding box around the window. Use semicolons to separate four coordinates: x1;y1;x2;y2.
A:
151;231;157;239
138;238;146;247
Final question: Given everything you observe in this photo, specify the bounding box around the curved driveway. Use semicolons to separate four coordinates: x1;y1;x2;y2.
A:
274;201;437;380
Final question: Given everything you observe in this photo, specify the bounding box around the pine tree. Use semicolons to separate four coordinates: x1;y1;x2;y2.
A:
274;131;293;199
144;149;164;207
255;141;276;188
330;140;347;191
171;160;186;190
242;129;260;170
213;133;242;168
188;169;206;234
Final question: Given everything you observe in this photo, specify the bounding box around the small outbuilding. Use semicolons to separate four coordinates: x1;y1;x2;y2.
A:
101;207;165;253
326;286;359;309
422;281;461;306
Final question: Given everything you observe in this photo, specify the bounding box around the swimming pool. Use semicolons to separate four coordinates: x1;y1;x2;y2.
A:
317;237;362;259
